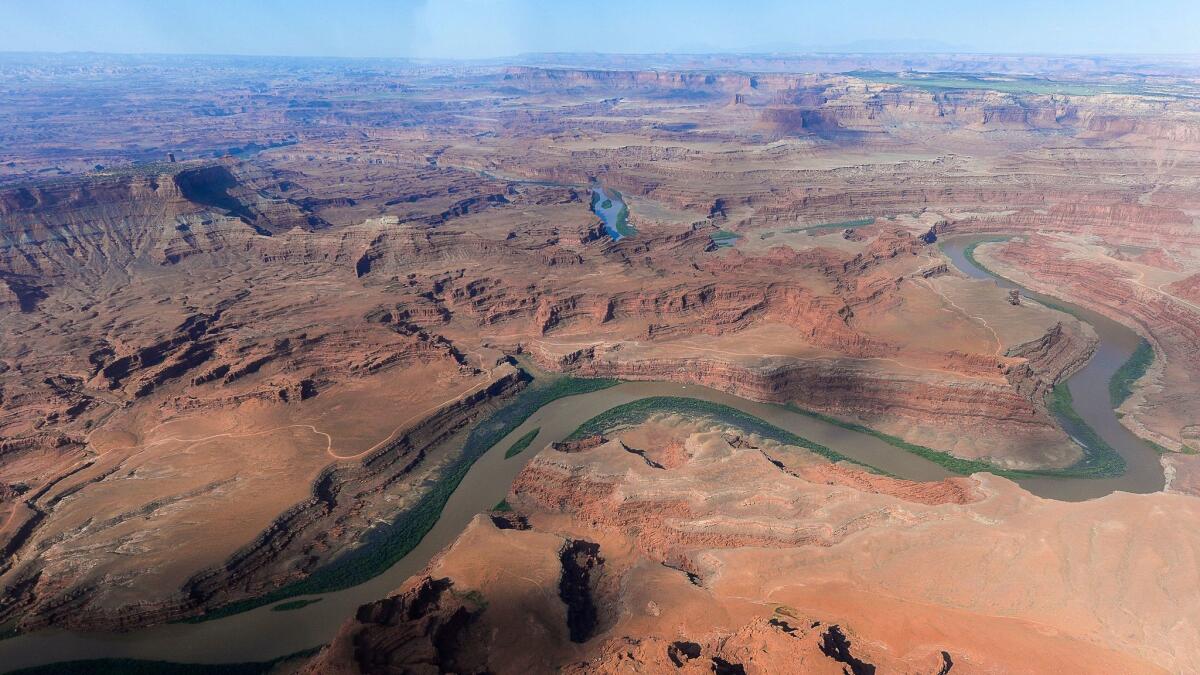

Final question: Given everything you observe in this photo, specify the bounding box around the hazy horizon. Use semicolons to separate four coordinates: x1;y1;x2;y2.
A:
1;0;1198;60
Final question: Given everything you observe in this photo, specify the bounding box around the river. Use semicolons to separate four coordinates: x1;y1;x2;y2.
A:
590;185;628;240
0;235;1166;672
940;235;1164;499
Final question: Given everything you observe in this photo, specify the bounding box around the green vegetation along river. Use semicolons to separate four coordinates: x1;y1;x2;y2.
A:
589;184;634;239
0;236;1167;672
941;235;1165;498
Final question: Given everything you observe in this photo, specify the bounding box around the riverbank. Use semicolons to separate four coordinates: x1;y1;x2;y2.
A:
786;401;1123;479
958;236;1150;473
590;185;635;239
182;371;620;623
942;235;1165;496
0;237;1169;673
562;396;890;474
8;648;320;675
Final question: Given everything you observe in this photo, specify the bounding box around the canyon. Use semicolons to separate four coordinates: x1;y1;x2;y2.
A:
308;416;1200;673
0;51;1198;673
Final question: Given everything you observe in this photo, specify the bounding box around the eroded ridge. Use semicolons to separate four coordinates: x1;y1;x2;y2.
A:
2;53;1199;647
307;415;1199;673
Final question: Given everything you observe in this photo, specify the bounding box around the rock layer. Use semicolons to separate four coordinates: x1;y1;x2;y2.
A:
2;53;1199;636
310;416;1194;673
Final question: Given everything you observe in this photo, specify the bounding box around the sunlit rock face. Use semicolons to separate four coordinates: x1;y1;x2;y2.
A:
1;53;1199;660
308;417;1199;674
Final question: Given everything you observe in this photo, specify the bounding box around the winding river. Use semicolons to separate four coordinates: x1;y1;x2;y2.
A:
0;235;1166;672
590;185;628;240
941;235;1165;499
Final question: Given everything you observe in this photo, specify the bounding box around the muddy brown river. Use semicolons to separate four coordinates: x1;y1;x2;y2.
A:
0;235;1165;671
941;236;1165;499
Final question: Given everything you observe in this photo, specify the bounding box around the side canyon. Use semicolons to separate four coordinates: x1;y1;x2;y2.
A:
1;52;1199;673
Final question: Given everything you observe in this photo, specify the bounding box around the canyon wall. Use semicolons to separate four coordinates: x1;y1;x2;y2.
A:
309;417;1197;673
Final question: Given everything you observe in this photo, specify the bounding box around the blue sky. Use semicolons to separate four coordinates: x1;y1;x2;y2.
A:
1;0;1197;58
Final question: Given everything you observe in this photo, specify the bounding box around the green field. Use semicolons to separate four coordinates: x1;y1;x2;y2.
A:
504;427;541;458
184;369;619;622
1145;439;1199;455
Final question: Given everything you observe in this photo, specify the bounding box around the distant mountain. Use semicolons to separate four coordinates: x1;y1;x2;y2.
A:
680;38;971;55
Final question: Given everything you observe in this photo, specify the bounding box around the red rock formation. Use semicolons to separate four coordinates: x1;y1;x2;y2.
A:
4;53;1199;641
982;237;1200;452
308;418;1187;673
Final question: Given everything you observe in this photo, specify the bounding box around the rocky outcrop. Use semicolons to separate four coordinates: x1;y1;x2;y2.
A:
949;203;1198;246
6;52;1200;649
0;368;524;632
535;348;1079;467
564;618;895;674
1005;321;1097;402
309;415;1188;674
550;435;607;453
981;237;1200;452
558;539;604;643
301;576;489;675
